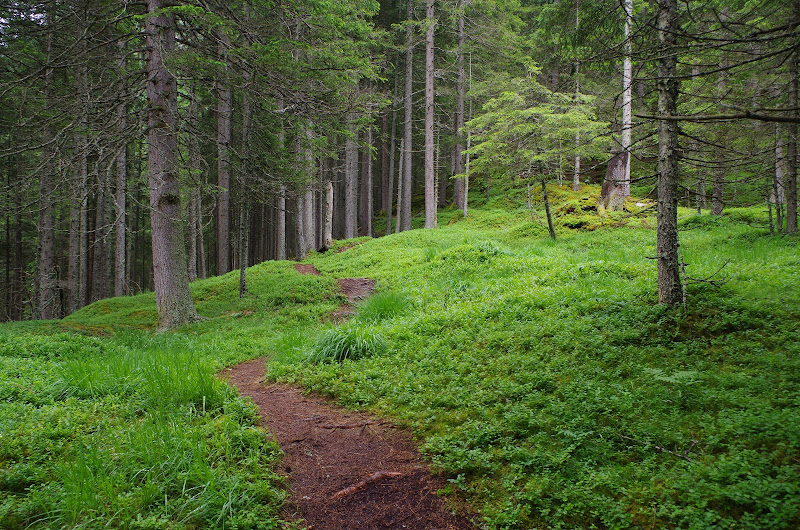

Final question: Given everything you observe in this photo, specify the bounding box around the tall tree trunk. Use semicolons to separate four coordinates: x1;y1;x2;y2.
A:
786;3;798;233
324;179;334;248
114;56;128;297
621;0;633;197
187;86;201;282
239;76;252;297
424;0;436;229
656;0;682;306
296;194;307;259
380;112;390;214
386;65;399;236
92;164;111;302
145;0;199;330
711;43;728;216
361;118;374;236
345;117;359;239
396;138;405;234
38;18;58;319
774;123;785;229
455;7;466;206
216;33;232;275
573;3;582;192
401;0;414;232
277;186;287;260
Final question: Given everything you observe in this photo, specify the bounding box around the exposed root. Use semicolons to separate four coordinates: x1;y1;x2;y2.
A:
318;421;380;429
331;471;403;500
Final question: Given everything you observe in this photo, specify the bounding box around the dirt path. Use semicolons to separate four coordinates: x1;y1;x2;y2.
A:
222;265;475;529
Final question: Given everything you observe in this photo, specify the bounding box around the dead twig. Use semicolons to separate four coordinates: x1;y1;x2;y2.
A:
331;471;403;499
685;260;730;287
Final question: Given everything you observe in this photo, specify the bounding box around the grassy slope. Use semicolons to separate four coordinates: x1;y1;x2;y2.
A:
1;184;799;528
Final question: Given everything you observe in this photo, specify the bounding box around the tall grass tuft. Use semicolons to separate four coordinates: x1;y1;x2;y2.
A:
307;324;387;363
355;291;411;323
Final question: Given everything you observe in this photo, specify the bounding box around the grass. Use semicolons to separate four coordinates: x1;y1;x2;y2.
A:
1;183;799;528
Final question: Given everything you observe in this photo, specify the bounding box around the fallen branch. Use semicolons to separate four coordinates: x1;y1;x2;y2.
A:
317;421;379;429
331;471;403;499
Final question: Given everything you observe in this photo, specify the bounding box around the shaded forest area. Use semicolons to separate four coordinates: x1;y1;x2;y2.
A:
1;0;798;322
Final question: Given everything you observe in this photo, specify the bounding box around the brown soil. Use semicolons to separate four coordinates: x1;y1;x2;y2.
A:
294;264;322;276
219;265;476;529
223;360;475;529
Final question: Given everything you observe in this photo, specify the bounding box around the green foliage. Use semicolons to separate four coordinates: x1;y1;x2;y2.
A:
355;291;411;323
307;324;387;363
2;196;799;529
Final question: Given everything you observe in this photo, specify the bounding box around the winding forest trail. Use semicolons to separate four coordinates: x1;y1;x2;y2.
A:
221;265;474;529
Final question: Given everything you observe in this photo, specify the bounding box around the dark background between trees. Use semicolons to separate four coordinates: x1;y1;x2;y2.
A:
1;0;797;323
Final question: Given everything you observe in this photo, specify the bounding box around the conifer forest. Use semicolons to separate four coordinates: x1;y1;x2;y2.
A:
0;1;799;529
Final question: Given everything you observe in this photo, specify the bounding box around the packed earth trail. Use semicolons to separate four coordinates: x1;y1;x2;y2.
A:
222;265;475;529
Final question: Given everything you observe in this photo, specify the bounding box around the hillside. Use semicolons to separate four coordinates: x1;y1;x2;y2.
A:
1;186;799;529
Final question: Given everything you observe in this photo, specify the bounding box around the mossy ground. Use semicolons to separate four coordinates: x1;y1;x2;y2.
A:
2;184;798;528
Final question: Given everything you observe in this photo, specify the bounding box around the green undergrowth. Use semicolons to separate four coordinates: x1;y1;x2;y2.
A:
269;195;800;529
2;187;798;528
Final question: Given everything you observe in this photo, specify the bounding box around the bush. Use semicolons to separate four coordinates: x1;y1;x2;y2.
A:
307;324;387;363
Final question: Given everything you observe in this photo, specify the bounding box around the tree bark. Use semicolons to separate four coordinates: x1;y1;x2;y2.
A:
786;3;798;233
345;117;359;239
324;179;334;248
621;0;633;197
275;185;286;260
114;58;128;297
216;32;232;275
455;7;466;205
656;0;683;306
424;0;436;229
386;66;399;236
37;17;58;319
401;0;414;232
145;0;200;330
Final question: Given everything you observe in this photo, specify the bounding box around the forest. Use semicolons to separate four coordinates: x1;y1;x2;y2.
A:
0;0;799;528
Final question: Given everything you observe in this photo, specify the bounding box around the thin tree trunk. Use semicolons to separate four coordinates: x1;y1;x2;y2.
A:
114;57;128;296
380;112;389;214
396;138;405;234
345;117;358;239
786;3;798;233
92;164;111;302
364;118;374;236
187;86;201;282
455;7;466;206
401;0;414;232
296;194;307;259
424;0;436;229
216;32;232;275
386;66;399;236
277;186;287;260
145;0;199;330
542;180;556;240
325;179;334;247
239;75;252;297
573;2;582;192
774;123;785;229
38;17;58;319
656;0;682;306
621;0;633;196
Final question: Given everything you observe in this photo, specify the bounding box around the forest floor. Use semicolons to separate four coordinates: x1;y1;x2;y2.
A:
221;265;474;530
